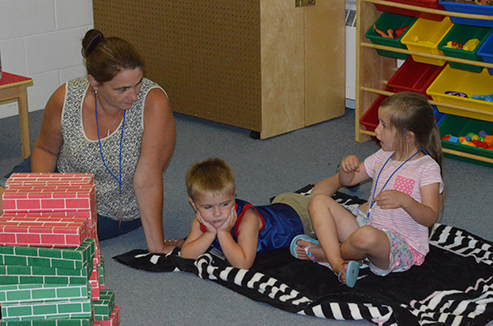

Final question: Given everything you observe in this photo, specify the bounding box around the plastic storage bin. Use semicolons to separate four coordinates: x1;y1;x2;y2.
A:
433;106;447;126
375;0;445;21
438;24;492;73
387;57;445;98
439;114;493;167
477;32;493;75
365;13;417;60
401;17;453;66
360;93;387;133
439;0;493;28
426;64;493;121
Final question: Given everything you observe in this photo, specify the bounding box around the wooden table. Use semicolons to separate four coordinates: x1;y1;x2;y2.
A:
0;72;34;160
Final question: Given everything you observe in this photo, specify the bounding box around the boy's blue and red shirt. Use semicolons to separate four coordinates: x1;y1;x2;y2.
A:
200;198;304;254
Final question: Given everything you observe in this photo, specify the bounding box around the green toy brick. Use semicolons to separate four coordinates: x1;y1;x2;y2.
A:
93;291;115;320
0;316;94;326
0;284;90;304
0;239;95;271
2;298;92;321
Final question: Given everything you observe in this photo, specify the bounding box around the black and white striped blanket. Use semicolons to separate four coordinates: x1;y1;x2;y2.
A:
114;190;493;326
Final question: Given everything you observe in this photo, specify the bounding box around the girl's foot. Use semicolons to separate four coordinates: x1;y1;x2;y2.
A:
338;261;361;288
289;235;327;262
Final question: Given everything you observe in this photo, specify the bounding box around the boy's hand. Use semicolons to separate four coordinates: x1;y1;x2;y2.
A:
196;211;217;235
217;205;237;232
340;155;360;174
374;190;408;209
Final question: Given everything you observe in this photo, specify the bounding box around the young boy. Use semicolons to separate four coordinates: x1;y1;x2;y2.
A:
180;158;313;269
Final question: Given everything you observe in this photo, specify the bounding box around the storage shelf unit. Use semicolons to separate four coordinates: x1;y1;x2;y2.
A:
355;0;493;164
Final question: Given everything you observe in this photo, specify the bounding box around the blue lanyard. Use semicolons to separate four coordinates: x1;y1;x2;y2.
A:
94;91;126;194
367;150;420;219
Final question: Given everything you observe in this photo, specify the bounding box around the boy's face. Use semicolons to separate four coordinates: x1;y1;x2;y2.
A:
189;191;236;229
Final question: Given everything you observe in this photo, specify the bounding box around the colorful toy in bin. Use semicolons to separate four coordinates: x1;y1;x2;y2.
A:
439;114;493;167
438;24;491;73
442;129;493;150
365;13;417;60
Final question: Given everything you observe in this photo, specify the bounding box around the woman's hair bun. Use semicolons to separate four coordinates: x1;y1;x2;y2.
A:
81;29;105;58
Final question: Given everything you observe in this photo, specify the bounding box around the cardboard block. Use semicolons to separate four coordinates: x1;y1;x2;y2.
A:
93;306;119;326
0;283;90;304
93;290;115;321
6;173;94;187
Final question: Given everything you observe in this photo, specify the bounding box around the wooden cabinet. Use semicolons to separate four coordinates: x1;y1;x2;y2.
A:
93;0;345;139
355;0;493;163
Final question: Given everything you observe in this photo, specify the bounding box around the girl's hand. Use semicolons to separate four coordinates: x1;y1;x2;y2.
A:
340;155;360;174
196;211;217;235
217;205;237;232
374;190;408;209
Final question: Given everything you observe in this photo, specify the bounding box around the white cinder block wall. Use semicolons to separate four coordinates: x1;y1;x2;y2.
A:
0;0;94;119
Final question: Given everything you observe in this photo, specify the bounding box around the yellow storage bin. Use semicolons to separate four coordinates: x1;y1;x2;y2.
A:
426;64;493;122
401;17;453;65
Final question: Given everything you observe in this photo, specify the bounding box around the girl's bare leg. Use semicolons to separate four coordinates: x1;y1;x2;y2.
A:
308;193;359;276
341;225;391;270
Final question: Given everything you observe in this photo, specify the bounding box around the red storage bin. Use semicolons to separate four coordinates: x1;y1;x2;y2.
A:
387;57;446;99
360;92;389;133
375;0;446;21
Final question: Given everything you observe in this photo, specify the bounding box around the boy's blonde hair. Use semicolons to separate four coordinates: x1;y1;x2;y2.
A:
186;158;236;200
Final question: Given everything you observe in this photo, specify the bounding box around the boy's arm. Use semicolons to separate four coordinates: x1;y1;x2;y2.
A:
217;208;260;269
180;218;216;259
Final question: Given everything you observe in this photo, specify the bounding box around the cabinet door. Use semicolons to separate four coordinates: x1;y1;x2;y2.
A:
305;0;346;126
260;0;346;139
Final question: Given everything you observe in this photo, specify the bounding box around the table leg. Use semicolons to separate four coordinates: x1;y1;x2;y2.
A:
17;85;31;160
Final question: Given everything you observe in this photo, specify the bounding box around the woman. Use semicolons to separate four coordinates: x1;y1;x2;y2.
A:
0;29;182;253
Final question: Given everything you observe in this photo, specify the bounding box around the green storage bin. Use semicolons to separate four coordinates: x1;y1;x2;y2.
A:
439;114;493;167
438;24;492;73
365;12;417;60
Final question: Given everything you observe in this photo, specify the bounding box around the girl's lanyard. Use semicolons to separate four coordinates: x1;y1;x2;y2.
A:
94;91;127;226
366;150;420;221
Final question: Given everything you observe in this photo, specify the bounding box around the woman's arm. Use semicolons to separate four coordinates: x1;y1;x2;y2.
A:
31;85;66;172
133;88;176;253
218;208;260;269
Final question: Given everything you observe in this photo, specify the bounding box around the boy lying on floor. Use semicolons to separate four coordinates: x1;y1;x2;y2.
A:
180;157;314;269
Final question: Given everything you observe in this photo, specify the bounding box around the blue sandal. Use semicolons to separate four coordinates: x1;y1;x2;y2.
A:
290;235;320;262
338;261;361;288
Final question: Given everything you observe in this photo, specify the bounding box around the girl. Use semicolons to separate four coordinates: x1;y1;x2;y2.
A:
292;92;444;288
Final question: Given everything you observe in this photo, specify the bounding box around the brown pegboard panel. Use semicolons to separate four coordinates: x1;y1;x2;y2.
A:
93;0;262;131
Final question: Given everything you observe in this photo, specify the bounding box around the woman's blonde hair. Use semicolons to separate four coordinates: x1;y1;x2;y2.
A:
186;158;236;200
